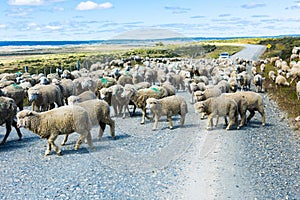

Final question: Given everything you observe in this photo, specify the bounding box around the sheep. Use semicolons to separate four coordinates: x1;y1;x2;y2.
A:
17;106;95;156
237;71;251;91
161;81;176;96
166;72;185;91
52;78;76;105
253;74;264;93
67;90;97;105
239;91;266;126
268;70;276;82
94;76;116;98
128;86;168;124
228;77;238;92
0;97;22;145
289;64;300;84
73;77;97;95
117;74;133;86
99;84;130;117
194;95;239;130
0;84;25;111
297;81;300;100
146;95;188;130
27;84;63;111
61;99;115;145
193;87;222;102
144;68;157;85
275;75;290;87
221;93;248;127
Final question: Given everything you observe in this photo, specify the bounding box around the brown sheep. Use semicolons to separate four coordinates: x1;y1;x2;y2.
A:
0;97;22;145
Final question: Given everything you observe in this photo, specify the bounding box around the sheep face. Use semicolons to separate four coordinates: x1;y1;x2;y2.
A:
146;98;159;110
17;110;34;128
28;89;40;103
194;101;206;114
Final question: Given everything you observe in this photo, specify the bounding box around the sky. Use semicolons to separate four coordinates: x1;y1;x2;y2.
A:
0;0;300;41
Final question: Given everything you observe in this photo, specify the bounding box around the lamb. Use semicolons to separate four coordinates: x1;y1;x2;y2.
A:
194;95;239;130
0;97;22;145
239;91;266;126
253;74;264;93
17;106;95;156
275;75;290;87
61;99;115;145
0;84;25;111
27;84;63;111
67;90;97;105
146;95;188;130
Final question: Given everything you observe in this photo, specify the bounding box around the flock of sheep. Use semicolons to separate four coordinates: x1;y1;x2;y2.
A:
1;47;299;156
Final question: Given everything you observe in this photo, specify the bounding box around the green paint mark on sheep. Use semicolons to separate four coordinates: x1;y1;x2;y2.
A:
12;84;22;89
151;87;160;93
101;78;108;84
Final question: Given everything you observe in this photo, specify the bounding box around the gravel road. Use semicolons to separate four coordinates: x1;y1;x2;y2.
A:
1;45;299;199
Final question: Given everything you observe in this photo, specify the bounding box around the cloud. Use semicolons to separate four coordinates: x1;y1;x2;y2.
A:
251;15;269;18
164;6;190;14
241;3;266;9
45;25;62;30
289;2;300;9
219;14;231;17
0;24;7;29
7;0;44;6
76;1;113;10
190;15;205;19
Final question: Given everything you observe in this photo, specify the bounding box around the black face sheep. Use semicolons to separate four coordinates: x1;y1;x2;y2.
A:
0;97;22;145
194;95;239;130
146;95;188;131
61;99;115;145
17;106;95;156
253;74;264;93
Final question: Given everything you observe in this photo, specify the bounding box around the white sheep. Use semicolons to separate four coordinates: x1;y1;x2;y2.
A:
268;70;276;82
275;75;290;87
17;106;95;156
194;95;239;130
146;95;188;130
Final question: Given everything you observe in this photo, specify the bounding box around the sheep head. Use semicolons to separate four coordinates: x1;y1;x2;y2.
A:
17;110;36;128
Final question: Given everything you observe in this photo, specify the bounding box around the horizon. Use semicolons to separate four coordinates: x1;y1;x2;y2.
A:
1;0;300;41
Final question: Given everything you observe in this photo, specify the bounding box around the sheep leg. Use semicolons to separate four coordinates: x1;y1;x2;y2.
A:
152;115;159;131
226;118;234;130
0;121;12;145
167;116;173;129
85;132;95;151
206;115;213;130
61;134;69;146
12;120;22;140
75;135;84;150
247;110;255;124
98;122;105;140
46;134;60;156
258;108;266;126
107;119;116;139
180;115;185;127
141;109;146;124
240;111;246;127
